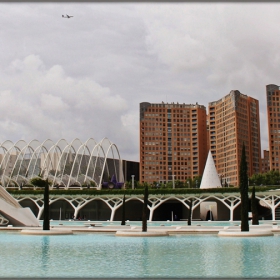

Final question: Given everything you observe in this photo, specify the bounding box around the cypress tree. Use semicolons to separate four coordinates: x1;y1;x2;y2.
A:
43;179;50;230
251;186;259;225
239;143;249;231
142;186;148;232
187;199;193;226
121;194;126;226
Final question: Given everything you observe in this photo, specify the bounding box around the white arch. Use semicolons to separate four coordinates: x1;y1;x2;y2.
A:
11;191;280;222
5;145;25;188
0;138;124;190
99;142;123;190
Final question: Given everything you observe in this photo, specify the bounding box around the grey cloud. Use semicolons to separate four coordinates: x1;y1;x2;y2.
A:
1;3;280;161
0;54;136;159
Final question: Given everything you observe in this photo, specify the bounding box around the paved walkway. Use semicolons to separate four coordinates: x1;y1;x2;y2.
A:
1;223;279;235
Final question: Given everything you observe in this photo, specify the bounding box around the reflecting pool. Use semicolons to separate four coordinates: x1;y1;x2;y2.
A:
0;232;279;278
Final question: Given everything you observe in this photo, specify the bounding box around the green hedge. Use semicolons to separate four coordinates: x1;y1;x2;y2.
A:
7;186;280;196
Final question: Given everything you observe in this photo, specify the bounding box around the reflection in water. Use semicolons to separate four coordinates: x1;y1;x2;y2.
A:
1;233;280;278
241;237;279;278
260;237;279;277
41;236;50;274
178;235;280;278
200;237;221;276
199;236;280;278
140;238;149;276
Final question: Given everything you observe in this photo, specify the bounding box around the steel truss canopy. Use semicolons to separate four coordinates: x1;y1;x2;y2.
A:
0;138;124;190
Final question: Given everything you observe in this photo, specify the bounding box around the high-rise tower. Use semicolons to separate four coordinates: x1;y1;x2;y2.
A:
266;84;280;171
139;102;208;184
208;90;261;186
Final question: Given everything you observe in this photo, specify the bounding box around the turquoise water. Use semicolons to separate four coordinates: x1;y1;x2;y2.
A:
0;232;280;278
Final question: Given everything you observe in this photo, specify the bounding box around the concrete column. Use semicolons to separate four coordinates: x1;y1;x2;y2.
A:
172;175;175;189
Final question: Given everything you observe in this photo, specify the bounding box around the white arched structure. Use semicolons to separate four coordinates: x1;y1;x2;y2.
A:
0;138;124;190
11;189;280;222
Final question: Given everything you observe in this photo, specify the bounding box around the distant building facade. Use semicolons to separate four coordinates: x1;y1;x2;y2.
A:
208;90;261;186
139;102;208;184
122;159;139;182
266;84;280;171
261;149;270;173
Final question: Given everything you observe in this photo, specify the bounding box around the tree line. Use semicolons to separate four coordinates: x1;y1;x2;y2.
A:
125;176;202;189
249;170;280;186
125;169;280;189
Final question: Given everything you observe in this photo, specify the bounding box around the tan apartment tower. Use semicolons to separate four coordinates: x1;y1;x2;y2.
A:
140;102;208;184
266;84;280;171
208;90;261;187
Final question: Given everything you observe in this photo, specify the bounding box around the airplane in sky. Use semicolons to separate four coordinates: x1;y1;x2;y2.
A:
62;14;73;18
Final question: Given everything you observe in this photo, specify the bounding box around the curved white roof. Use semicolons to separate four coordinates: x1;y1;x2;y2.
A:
0;138;123;190
200;151;222;189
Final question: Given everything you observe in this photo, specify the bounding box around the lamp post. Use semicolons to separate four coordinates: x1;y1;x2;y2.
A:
98;176;101;190
131;175;135;190
172;175;175;189
196;180;198;188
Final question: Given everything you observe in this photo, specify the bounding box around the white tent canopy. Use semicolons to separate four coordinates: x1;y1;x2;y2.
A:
200;151;222;189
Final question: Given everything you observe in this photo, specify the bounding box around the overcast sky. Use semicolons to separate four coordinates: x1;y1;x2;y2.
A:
0;2;279;161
